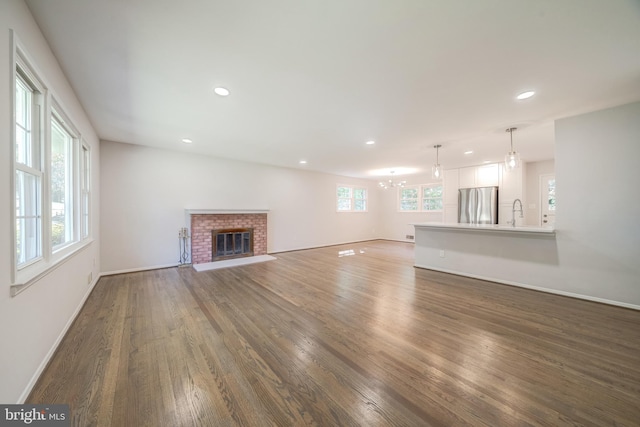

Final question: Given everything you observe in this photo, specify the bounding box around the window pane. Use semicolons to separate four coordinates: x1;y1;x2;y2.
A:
15;76;34;167
16;170;41;265
401;188;418;199
51;118;74;248
401;200;418;211
337;186;352;198
423;185;443;198
338;198;351;211
353;188;365;199
81;145;90;239
354;200;366;211
548;179;556;211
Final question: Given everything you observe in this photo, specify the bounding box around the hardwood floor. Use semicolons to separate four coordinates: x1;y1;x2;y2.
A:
28;240;640;426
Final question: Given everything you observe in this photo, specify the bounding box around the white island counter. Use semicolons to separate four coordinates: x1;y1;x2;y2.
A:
413;222;555;235
412;222;558;295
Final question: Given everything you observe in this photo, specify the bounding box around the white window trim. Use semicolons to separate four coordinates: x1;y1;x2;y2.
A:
398;183;444;213
81;140;91;240
421;182;444;213
10;31;93;297
336;184;368;213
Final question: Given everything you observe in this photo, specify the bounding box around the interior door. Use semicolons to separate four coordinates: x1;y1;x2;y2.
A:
540;174;556;227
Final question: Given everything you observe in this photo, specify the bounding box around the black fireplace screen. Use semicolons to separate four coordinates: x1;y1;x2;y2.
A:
212;228;254;260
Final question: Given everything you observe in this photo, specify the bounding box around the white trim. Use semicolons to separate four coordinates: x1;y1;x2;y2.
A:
100;263;180;277
412;221;555;235
11;239;94;296
17;273;101;403
185;209;269;215
414;263;640;311
268;238;379;254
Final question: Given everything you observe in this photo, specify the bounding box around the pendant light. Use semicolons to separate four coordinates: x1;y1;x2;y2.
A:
504;127;521;171
432;144;443;180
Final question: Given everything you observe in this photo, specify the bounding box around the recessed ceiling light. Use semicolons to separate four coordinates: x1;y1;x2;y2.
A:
464;150;473;155
181;138;193;144
299;160;307;164
365;140;375;145
516;91;535;100
214;87;230;96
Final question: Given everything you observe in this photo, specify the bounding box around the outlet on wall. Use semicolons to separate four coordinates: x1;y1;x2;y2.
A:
405;234;415;240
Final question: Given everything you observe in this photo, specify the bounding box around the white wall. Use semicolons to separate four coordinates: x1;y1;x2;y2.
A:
100;141;381;272
414;101;640;308
554;101;640;306
0;1;101;403
525;160;555;226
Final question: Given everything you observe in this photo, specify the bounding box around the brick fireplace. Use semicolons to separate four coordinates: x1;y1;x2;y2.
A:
189;211;267;265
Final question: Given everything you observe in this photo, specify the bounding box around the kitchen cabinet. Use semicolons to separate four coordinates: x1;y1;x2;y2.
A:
459;164;499;188
459;167;476;188
477;164;499;186
443;169;459;223
443;169;459;204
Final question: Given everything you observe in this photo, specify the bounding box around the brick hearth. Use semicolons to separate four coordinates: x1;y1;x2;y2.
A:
191;214;267;264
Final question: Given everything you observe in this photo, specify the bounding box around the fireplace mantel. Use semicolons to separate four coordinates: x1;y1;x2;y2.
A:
185;208;270;215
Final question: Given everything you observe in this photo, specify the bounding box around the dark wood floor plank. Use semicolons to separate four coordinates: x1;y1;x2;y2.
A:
27;240;640;426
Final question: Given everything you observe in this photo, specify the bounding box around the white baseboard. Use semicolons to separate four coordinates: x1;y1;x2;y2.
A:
269;238;380;254
414;263;640;311
17;274;101;403
100;263;180;276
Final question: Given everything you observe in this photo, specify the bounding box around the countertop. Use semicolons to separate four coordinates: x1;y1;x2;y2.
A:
412;222;556;235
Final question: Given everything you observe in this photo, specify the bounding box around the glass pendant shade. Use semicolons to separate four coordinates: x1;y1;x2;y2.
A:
432;144;443;180
504;151;521;171
432;164;442;180
504;128;520;172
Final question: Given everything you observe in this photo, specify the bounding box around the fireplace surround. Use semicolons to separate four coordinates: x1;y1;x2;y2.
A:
187;210;267;265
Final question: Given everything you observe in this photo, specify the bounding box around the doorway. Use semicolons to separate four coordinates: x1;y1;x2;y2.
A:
540;174;556;227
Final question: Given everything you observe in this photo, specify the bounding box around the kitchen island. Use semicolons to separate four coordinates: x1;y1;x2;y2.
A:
412;222;558;295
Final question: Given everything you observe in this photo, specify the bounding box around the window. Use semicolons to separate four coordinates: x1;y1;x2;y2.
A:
51;111;78;249
399;184;443;212
399;187;419;211
15;69;44;267
11;39;91;290
422;184;443;211
81;143;91;239
337;185;367;212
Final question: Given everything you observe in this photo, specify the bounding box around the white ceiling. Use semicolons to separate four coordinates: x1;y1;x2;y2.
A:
25;0;640;179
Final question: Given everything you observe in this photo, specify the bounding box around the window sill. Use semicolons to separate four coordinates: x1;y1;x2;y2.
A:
10;238;94;297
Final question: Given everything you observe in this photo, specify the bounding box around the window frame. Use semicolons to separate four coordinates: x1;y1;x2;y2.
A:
336;184;368;213
13;43;47;276
10;33;93;294
398;183;444;213
50;102;80;252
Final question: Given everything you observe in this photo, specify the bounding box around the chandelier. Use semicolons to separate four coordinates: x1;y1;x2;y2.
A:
379;171;406;189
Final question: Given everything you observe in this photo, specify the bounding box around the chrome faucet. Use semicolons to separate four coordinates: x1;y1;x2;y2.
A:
510;198;523;227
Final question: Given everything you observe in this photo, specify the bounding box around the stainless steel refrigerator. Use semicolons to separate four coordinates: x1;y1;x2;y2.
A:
458;186;499;224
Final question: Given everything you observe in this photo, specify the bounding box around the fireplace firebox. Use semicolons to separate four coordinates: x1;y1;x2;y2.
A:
212;228;254;261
